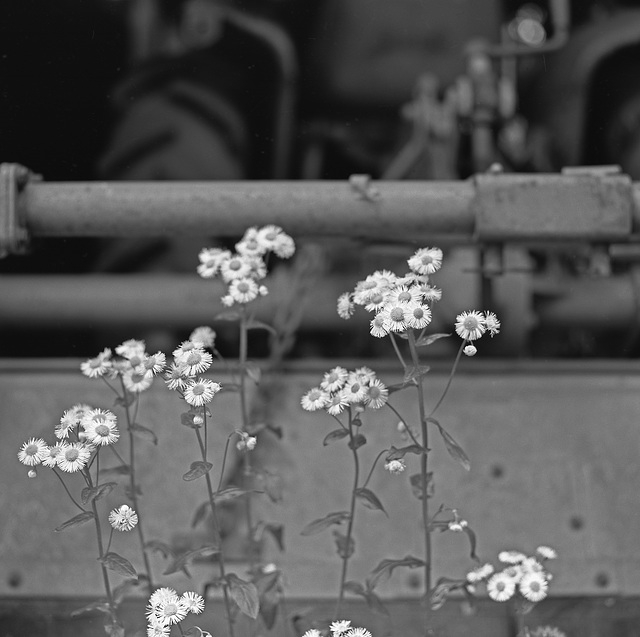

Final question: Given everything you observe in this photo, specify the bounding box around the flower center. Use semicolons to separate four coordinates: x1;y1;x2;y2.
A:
370;293;384;304
363;280;376;289
238;282;250;293
464;316;479;329
398;291;411;302
129;355;142;367
131;373;145;383
369;386;381;399
390;307;404;322
265;231;277;241
65;448;79;462
90;359;102;368
26;444;38;456
421;255;434;265
95;424;109;436
413;308;424;319
186;351;201;365
192;385;205;396
229;259;242;271
350;383;361;394
163;603;178;617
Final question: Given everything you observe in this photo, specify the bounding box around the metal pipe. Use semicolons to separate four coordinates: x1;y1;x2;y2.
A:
21;180;476;240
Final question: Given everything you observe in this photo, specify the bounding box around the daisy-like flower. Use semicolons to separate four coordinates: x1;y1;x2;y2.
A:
365;378;388;409
142;352;166;376
42;443;65;468
228;277;260;304
370;313;388;338
486;571;517;602
56;403;93;439
147;618;170;637
156;597;188;626
387;285;423;305
484;311;501;337
321;366;349;393
352;366;376;383
406;302;432;330
529;626;566;637
123;369;154;393
164;363;190;391
84;418;119;446
115;339;146;358
536;545;558;560
463;344;477;357
466;563;495;584
347;628;372;637
302;631;322;637
498;550;527;564
181;591;205;614
364;291;388;313
221;294;235;307
82;408;117;432
301;387;330;411
330;620;352;636
175;348;213;376
326;392;349;416
220;254;253;282
407;246;443;275
379;302;410;333
58;442;92;473
272;232;295;259
420;284;442;302
353;276;383;305
149;588;180;609
519;571;549;602
190;326;216;349
337;292;355;319
197;247;231;278
256;225;285;251
455;310;487;341
80;348;112;378
17;437;48;466
236;234;266;258
341;380;368;404
109;504;139;532
184;378;222;406
384;459;406;474
521;557;545;574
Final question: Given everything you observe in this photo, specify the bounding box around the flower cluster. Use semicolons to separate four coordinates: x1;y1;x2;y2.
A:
302;620;372;637
80;339;167;391
163;328;222;406
336;246;499;353
197;225;295;307
146;587;207;636
300;366;389;415
466;546;557;603
17;404;121;474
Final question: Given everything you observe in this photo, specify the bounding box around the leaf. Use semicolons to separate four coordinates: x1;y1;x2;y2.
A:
114;392;135;408
112;578;139;605
181;412;202;429
226;573;260;619
104;620;125;637
323;428;349;446
130;422;158;445
343;581;388;616
415;332;451;347
343;580;365;595
254;522;285;552
333;530;355;558
100;552;138;579
54;511;94;532
403;365;431;385
245;361;262;385
101;464;130;476
70;600;110;617
214;310;241;321
368;556;425;589
430;576;465;610
427;417;470;471
386;445;424;461
213;487;252;504
348;433;367;451
261;471;283;503
145;540;175;560
246;320;278;337
409;472;434;500
355;488;388;516
464;525;478;560
191;501;211;528
183;461;213;482
300;511;350;536
163;545;220;576
81;482;118;505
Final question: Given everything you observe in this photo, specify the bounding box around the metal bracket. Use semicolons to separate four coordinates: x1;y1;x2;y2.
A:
0;163;37;258
474;165;634;241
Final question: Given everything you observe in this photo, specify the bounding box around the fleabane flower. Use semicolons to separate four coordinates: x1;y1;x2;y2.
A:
326;392;349;416
407;246;443;275
84;418;119;446
536;545;558;560
197;247;231;278
220;253;254;282
228;277;260;304
484;311;501;337
18;437;48;466
330;620;352;636
175;347;213;376
190;326;216;349
379;302;410;333
519;571;549;602
337;292;355;319
406;302;432;329
115;339;146;359
486;571;516;602
341;380;368;404
455;310;487;341
347;628;372;637
56;403;93;439
80;348;112;378
142;352;166;376
82;408;117;432
370;313;388;338
365;378;388;409
181;591;205;614
58;442;92;473
384;459;406;474
498;550;527;564
164;363;190;390
301;387;330;411
463;344;477;357
42;443;65;468
271;232;296;259
123;369;154;393
184;378;222;406
466;562;495;584
302;631;322;637
109;504;139;532
321;366;349;393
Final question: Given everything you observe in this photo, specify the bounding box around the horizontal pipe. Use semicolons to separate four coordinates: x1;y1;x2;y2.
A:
21;180;476;240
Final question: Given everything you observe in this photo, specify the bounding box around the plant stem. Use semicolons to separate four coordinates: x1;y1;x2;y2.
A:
333;409;360;621
389;333;408;368
406;331;432;631
361;449;389;490
52;468;85;512
385;402;422;448
118;381;155;591
195;425;236;637
427;341;465;418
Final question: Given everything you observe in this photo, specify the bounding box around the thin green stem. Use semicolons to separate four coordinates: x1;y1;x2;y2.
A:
52;468;85;512
106;527;114;554
333;410;360;621
361;449;389;490
216;434;235;492
406;331;432;630
427;340;465;418
385;402;422;448
388;333;408;369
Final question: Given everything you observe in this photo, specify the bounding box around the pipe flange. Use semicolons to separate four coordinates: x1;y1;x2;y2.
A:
0;163;38;258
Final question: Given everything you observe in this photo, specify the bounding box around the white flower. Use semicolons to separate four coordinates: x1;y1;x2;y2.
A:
58;442;92;473
463;344;477;356
337;292;355;319
181;591;205;614
320;366;349;393
498;550;527;564
484;311;501;337
486;571;516;602
455;310;487;341
407;246;443;275
184;378;222;406
365;378;388;409
17;437;48;466
384;459;406;474
466;563;495;584
330;621;352;636
301;387;330;411
519;571;549;602
175;348;213;375
536;545;558;560
109;504;139;532
406;302;432;329
115;339;146;358
80;348;112;378
228;277;260;304
190;326;216;348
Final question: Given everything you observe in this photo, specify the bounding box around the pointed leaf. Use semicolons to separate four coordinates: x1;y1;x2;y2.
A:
333;530;355;558
70;600;110;617
54;511;94;532
226;573;260;619
130;422;158;445
163;545;220;576
355;488;387;516
430;576;465;610
261;471;283;503
343;580;365;595
323;428;349;446
368;556;425;589
386;444;424;461
409;472;434;500
415;333;451;347
348;433;367;451
112;578;139;605
343;581;389;616
246;320;278;337
403;365;431;385
100;552;138;579
183;461;213;482
213;487;251;504
427;417;470;471
463;525;478;560
81;482;118;505
300;511;350;536
191;501;211;528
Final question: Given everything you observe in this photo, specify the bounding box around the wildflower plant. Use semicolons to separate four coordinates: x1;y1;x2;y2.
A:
302;246;504;630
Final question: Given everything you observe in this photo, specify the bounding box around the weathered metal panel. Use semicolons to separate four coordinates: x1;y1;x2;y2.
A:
2;362;640;600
